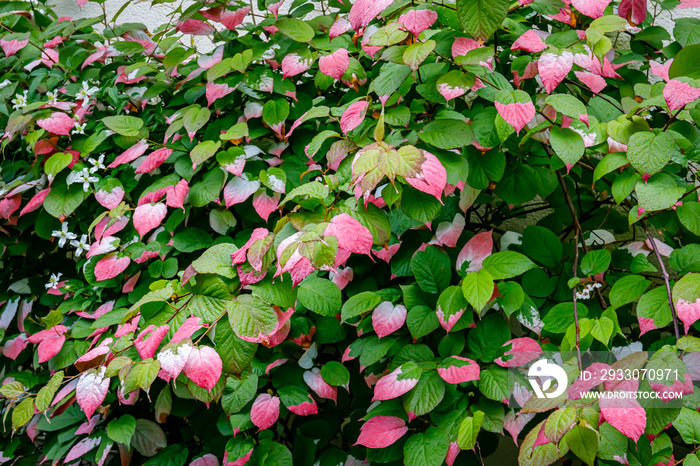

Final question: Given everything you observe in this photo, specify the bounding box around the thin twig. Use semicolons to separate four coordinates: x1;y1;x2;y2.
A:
572;231;582;371
642;222;680;341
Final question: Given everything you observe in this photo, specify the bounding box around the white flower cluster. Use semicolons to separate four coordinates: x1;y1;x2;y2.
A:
51;221;90;257
11;90;28;110
576;282;602;300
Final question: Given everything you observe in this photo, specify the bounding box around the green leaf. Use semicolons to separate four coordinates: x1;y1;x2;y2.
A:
496;281;525;316
321;361;350;386
457;410;484;449
437;285;470;328
466;314;510;362
276;18;314;42
297;276;341;316
403;427;450;466
45;153;73;177
418;119;475;149
228;294;278;339
108;414;137;447
545;95;588;120
478;365;513;402
543;302;589;333
672;408;700;444
402;371;445;416
678;202;700;236
403;40;436;71
188;276;232;322
673;273;700;304
635;173;685;213
190;140;221;168
11;397;34;432
102;115;144;137
172;228;213;253
183;106;211;138
262;99;290;127
222;373;258;414
544;408;576;443
609;275;650;308
341;291;381;321
550;126;585;168
626;132;676;177
669;44;700;79
192;243;238;279
461;269;494;311
143;445;189;466
456;0;509;41
35;371;63;412
674;18;700;47
411;246;451;294
249;440;292;466
564;425;598;466
482;251;537;279
521;225;563;269
593;153;629;184
214;320;257;375
43;184;86;218
407;305;440;340
580;249;611;276
401;187;442;223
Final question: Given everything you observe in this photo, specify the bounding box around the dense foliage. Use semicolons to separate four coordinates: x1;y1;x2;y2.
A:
4;0;700;464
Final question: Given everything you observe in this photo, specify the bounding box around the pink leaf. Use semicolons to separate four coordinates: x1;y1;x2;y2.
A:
349;0;394;30
638;316;657;336
495;101;536;135
133;203;167;237
282;53;313;79
19;188;51;217
438;356;480;384
538;52;574;94
107;140;149;169
436;305;464;333
231;228;270;264
329;18;352;40
224;176;260;208
76;338;112;363
206;82;235;107
166;179;189;210
95;185;124;210
177;19;215;35
190;454;219;466
0;38;28;57
511;30;548;53
135;325;169;360
221;7;250;30
136;148;173;174
303;368;337;403
319;49;349;81
567;362;613;400
503;411;535;446
372;365;420;401
2;334;28;360
677;0;700;8
172;317;204;344
677;299;700;335
286;394;318;416
0;195;21;219
398;9;438;37
330;267;354;290
324;213;373;256
574;71;607;94
372;301;407;338
405;151;447;201
340;101;369;134
197;45;224;69
495;337;543;367
457;230;493;272
76;367;109;419
618;0;647;25
572;0;611;18
37;112;74;136
157;343;193;383
94;253;130;281
184;346;223;390
355;416;407;448
435;214;465;248
250;394;280;430
75;414;101;436
650;59;672;83
600;395;646;441
65;437;101;463
663;79;700;111
252;190;280;221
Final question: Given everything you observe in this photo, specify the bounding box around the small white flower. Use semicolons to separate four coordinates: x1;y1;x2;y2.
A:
70;234;90;257
51;222;77;248
104;130;115;137
0;79;12;90
72;168;98;192
88;154;105;173
46;90;58;105
45;272;63;290
76;81;99;107
11;90;28;110
72;122;86;135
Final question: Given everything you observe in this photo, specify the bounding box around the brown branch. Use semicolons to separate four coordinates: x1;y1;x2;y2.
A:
642;222;680;341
